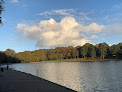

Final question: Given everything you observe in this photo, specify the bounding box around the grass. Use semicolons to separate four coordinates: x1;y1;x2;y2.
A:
38;58;120;62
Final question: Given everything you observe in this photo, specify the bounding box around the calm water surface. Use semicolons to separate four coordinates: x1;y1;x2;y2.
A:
8;61;122;92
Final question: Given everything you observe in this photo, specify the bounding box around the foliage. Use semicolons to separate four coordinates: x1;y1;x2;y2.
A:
0;0;4;24
0;42;122;63
98;42;109;59
80;45;88;58
80;43;90;58
111;45;120;56
88;44;96;59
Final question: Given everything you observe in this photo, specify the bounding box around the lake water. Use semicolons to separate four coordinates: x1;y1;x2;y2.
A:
7;61;122;92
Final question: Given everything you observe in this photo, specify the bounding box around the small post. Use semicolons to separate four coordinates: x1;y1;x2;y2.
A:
7;64;9;70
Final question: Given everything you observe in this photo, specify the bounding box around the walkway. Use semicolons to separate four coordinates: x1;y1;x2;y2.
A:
0;69;76;92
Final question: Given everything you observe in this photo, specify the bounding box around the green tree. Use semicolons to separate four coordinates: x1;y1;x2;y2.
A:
117;43;122;58
81;45;88;58
55;47;65;59
14;52;23;63
80;43;90;58
117;43;122;49
76;46;81;58
95;44;100;57
98;43;109;59
88;44;96;59
111;45;120;57
4;49;16;63
118;49;122;58
46;49;58;60
0;51;7;63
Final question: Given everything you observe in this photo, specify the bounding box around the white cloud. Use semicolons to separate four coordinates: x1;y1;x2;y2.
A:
101;23;122;35
81;23;104;33
39;9;92;25
11;0;18;3
111;3;122;10
88;35;98;39
16;17;104;47
39;9;75;16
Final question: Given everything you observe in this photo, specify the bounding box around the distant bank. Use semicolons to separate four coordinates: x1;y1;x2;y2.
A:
1;42;122;64
30;58;121;63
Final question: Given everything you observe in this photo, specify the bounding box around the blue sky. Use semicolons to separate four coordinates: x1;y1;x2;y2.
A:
0;0;122;52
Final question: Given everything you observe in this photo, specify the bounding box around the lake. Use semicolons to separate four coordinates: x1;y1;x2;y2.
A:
7;61;122;92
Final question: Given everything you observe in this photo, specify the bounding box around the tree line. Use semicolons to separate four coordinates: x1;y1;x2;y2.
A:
0;42;122;63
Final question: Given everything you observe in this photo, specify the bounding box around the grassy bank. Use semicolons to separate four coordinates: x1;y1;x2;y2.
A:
30;58;121;63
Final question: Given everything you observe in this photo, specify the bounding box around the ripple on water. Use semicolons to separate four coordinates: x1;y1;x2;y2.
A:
7;61;122;92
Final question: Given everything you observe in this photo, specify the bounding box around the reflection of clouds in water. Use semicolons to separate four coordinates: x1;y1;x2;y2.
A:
8;61;122;92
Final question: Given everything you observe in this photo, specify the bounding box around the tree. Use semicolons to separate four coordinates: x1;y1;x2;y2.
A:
76;46;82;58
37;49;48;61
71;48;79;58
117;43;122;58
14;52;24;63
111;45;120;57
117;43;122;49
55;47;65;59
118;49;122;58
4;49;16;57
81;45;88;58
80;43;90;58
0;0;4;24
66;46;73;59
95;44;100;57
88;44;96;59
0;51;7;63
4;49;16;63
46;49;58;60
98;43;109;59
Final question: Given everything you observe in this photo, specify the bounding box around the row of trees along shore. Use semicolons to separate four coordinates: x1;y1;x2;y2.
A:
0;42;122;63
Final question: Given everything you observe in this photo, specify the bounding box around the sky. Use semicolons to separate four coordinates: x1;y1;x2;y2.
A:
0;0;122;52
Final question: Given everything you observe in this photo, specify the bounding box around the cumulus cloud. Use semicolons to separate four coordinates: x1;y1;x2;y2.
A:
81;23;104;33
11;0;18;3
16;17;104;47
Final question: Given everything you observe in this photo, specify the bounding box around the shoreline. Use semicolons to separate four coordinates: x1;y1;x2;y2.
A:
1;58;121;65
30;58;121;63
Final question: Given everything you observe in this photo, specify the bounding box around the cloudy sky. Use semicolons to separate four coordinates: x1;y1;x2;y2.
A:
0;0;122;52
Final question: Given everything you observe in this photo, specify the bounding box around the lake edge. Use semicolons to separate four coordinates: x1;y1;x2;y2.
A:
29;58;122;63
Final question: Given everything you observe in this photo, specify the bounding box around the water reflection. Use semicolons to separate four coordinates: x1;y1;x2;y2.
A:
9;61;122;92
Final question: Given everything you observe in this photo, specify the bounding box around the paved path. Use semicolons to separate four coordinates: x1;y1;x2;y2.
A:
0;69;76;92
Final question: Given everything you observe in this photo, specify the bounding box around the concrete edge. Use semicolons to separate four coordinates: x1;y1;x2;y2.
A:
12;69;77;92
